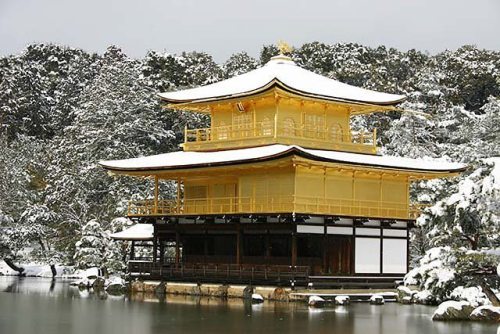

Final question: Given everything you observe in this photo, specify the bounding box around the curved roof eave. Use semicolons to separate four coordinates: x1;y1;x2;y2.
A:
99;145;467;175
159;80;406;107
158;56;407;107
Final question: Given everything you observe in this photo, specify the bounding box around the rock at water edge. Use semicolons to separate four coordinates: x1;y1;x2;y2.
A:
106;277;127;295
308;295;325;307
252;293;264;304
432;301;474;321
335;295;350;305
92;277;106;290
401;296;413;304
469;305;500;322
397;286;416;303
370;294;385;305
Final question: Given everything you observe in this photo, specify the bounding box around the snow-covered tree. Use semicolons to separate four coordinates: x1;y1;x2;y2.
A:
222;52;258;78
74;219;107;269
383;112;437;158
419;160;500;250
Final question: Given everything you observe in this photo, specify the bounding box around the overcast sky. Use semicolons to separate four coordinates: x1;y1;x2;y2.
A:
1;0;499;63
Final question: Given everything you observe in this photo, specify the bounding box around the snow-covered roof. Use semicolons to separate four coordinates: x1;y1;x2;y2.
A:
99;145;466;175
159;55;406;106
109;224;153;241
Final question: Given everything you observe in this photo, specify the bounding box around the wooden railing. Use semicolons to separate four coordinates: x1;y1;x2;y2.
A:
183;121;377;153
127;195;423;220
129;261;310;283
128;199;179;216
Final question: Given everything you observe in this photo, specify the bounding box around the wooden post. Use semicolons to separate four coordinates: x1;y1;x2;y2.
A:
175;230;180;268
323;222;328;274
236;224;242;265
204;229;208;264
291;231;297;267
153;237;158;263
154;176;159;214
265;229;270;261
159;240;164;265
130;240;135;260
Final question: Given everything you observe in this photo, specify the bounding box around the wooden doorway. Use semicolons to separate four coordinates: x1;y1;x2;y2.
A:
324;236;353;275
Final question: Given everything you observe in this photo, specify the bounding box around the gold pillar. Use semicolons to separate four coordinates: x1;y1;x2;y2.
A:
274;94;279;138
154;175;159;214
176;178;181;213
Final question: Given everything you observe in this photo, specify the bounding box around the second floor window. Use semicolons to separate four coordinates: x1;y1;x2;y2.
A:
329;123;343;142
217;121;228;140
233;112;252;138
261;117;273;136
304;113;325;139
282;117;296;137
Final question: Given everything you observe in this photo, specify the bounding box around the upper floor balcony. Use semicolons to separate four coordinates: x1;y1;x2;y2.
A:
127;195;423;221
182;120;377;154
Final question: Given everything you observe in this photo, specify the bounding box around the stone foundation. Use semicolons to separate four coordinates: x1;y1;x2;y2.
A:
130;280;292;301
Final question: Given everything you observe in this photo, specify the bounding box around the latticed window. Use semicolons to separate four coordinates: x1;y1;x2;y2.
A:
233;112;252;128
329;123;343;142
282;117;296;137
304;113;325;138
185;185;207;199
261;117;272;136
217;121;228;140
233;112;252;138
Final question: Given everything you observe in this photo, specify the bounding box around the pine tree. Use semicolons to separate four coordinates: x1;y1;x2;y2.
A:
74;219;107;269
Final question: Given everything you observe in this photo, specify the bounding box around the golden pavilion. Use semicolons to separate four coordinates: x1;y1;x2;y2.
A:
101;52;465;286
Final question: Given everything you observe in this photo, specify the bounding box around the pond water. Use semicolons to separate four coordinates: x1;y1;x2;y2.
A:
0;277;498;334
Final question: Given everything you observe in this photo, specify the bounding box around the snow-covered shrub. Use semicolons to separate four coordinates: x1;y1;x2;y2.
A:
450;286;488;307
73;219;128;274
405;246;500;304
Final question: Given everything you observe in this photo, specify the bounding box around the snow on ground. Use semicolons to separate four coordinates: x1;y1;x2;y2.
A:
64;267;101;279
0;260;74;278
0;261;109;280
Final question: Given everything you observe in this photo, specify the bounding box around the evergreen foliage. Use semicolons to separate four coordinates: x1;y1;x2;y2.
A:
0;42;499;274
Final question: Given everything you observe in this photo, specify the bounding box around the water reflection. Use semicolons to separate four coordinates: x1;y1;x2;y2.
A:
0;277;498;334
